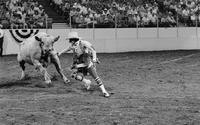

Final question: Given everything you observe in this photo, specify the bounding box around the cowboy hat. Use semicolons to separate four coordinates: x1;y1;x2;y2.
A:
66;31;81;40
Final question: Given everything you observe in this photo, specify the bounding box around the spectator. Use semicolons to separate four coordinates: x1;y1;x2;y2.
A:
160;15;168;27
127;14;136;27
5;0;48;29
149;13;157;27
190;12;197;26
141;14;150;27
167;12;176;27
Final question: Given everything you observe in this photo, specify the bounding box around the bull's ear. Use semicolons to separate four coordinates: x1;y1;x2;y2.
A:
53;36;60;42
35;36;42;41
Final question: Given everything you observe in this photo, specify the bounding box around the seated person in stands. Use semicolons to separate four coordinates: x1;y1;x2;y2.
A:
35;13;46;28
102;8;110;16
25;14;34;28
10;11;20;29
127;14;136;27
107;14;115;27
141;14;150;27
84;14;92;24
189;13;196;27
27;7;34;16
160;15;169;27
63;2;70;22
38;5;44;15
33;10;41;21
166;12;176;27
74;14;84;28
17;14;26;29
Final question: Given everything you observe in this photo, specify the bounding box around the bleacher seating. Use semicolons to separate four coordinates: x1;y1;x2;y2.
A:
1;0;200;29
0;0;51;29
49;0;200;28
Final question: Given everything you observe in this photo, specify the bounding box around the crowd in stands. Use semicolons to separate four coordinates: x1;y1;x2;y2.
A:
0;0;9;28
49;0;159;28
50;0;200;28
160;0;200;27
1;0;200;28
0;0;48;29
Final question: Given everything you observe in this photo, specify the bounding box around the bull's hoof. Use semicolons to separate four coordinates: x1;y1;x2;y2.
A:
46;83;54;87
20;74;30;81
45;80;54;87
45;80;51;84
20;77;25;81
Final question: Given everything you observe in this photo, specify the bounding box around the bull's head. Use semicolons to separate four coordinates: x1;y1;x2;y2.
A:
35;35;60;54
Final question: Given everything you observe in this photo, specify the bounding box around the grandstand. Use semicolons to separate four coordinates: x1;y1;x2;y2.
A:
0;0;200;29
37;0;69;28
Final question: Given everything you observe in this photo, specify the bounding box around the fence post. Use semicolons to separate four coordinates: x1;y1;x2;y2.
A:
196;14;198;38
157;14;159;39
196;14;199;49
136;15;139;39
45;16;48;33
115;15;117;40
176;14;179;39
45;16;48;29
69;14;72;31
93;14;95;40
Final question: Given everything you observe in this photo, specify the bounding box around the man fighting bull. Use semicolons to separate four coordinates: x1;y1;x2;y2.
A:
17;32;70;85
58;32;110;97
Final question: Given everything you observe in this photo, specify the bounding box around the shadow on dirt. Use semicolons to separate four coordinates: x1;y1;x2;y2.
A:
0;80;32;88
0;74;62;89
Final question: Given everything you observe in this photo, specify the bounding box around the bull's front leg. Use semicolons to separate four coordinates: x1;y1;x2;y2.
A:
51;53;70;84
32;59;52;84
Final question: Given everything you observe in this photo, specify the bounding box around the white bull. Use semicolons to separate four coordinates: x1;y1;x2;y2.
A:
17;32;70;85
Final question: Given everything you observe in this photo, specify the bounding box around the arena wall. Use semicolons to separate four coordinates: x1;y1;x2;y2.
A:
2;28;200;55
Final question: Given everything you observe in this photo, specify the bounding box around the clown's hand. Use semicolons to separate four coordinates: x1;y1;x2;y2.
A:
57;52;62;56
93;58;100;64
92;58;97;63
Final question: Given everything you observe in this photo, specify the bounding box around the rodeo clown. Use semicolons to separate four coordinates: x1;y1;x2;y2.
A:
58;32;110;97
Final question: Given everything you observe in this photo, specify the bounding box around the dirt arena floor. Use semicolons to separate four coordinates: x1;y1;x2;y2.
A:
1;50;200;125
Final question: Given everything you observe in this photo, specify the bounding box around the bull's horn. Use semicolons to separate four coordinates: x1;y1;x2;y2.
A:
54;36;60;42
35;36;42;41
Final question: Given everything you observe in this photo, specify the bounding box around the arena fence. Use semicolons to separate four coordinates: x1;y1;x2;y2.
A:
2;27;200;55
3;12;200;29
